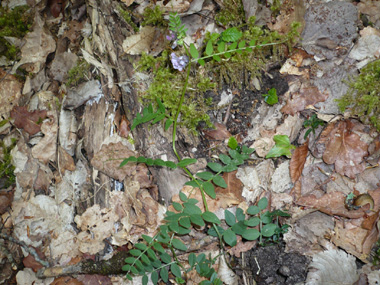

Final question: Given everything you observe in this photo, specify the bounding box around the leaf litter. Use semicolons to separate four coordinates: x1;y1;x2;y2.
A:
1;0;380;284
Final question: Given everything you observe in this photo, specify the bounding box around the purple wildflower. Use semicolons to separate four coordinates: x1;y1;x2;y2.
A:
170;53;189;71
166;31;177;41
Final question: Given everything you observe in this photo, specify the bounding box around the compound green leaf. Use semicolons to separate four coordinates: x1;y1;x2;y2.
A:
125;257;135;264
164;160;177;169
258;197;268;211
122;264;131;271
190;214;205;227
172;202;183;212
213;54;221;62
247;205;260;215
172;238;187;251
179;191;188;202
153;242;165;253
229;42;238;50
171;263;182;278
159;252;172;264
242;228;260;240
126;273;133;281
219;154;231;164
189;253;196;267
207;162;223;172
152;158;166;167
165;119;173;131
244;217;260;227
190;43;199;59
147;248;157;261
221;27;242;42
228;137;238;150
265;135;296;158
231;221;247;235
185;180;198;188
160;267;169;283
238;40;246;49
134;243;147;251
141;254;150;265
196;171;214;180
129;249;142;257
262;223;277;237
198;59;205;66
203;181;216;199
183;203;202;215
179;216;191;228
151;271;159;284
142;274;148;285
223;228;237;246
224;210;236;226
205;40;213;56
236;208;245;222
202;211;221;224
177;158;197;167
137;156;147;163
212;175;227;188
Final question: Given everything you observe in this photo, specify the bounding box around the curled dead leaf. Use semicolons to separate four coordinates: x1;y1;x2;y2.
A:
289;142;308;183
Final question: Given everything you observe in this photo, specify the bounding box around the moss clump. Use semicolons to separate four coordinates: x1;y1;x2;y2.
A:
141;5;165;27
215;0;245;27
118;5;139;33
0;138;17;188
336;59;380;131
0;5;33;60
137;50;215;133
66;59;91;87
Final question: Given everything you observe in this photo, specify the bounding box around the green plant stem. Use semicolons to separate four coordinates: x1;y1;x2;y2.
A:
190;42;286;63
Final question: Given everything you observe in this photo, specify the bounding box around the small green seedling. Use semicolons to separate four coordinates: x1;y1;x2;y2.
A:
266;135;296;158
303;114;325;139
262;88;278;106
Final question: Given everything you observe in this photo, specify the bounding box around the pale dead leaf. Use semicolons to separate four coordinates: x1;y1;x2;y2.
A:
0;69;22;118
320;120;368;178
289;142;308;183
12;13;56;73
58;146;76;173
91;142;136;181
122;26;156;55
281;86;329;115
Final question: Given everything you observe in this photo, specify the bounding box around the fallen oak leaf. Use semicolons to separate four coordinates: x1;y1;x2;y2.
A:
10;106;47;135
320;120;368;178
289;142;309;183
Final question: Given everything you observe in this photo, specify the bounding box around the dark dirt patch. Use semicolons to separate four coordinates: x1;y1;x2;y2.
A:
238;242;310;284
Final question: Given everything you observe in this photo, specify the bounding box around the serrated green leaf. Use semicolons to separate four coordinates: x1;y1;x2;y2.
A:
160;267;169;282
165;119;173;131
205;40;213;56
183;203;202;215
246;47;253;52
238;40;246;49
202;211;221;224
159;252;172;264
211;32;219;41
177;158;197;167
172;202;183;212
135;243;148;251
125;257;135;264
262;223;277;237
223;228;237;246
190;43;199;59
172;238;188;251
258;197;268;210
265;135;296;158
157;98;165;113
203;181;216;199
129;249;142;257
171;263;182;278
151;271;159;284
198;59;205;66
179;191;188;202
224;210;236;226
228;137;238;150
190;214;205;227
249;39;256;46
153;242;165;253
196;171;214;180
179;216;191;228
242;228;260;240
212;175;227;188
247;205;260;215
219;154;231;164
217;41;225;53
236;208;245;222
142;274;148;285
229;42;238;50
231;220;247;235
244;217;260;227
207;162;223;172
213;54;221;62
221;27;242;42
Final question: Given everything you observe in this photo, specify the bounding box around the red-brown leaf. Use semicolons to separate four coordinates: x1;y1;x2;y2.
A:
10;106;47;135
289;142;309;183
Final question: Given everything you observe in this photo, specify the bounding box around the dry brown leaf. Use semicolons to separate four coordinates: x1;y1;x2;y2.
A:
228;235;256;258
296;191;368;219
203;123;232;141
281;86;329;115
289;142;308;183
51;276;84;285
122;26;156;55
290;48;313;67
320;120;368;178
214;171;244;202
76;274;112;285
58;146;76;173
91;142;136;181
10;106;47;135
